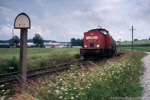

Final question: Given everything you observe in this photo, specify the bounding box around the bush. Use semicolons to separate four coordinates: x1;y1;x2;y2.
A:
6;57;19;73
40;61;47;67
74;54;81;59
0;57;19;74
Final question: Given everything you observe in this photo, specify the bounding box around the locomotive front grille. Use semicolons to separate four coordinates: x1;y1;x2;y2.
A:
90;43;94;47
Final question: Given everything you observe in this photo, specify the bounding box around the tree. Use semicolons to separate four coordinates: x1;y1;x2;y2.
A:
71;38;83;47
10;35;20;47
33;34;44;47
80;39;84;47
71;38;76;46
134;39;138;41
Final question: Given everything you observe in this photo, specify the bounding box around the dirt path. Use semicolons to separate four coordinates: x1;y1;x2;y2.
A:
141;52;150;100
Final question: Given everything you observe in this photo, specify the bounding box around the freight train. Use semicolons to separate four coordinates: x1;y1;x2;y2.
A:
80;28;116;59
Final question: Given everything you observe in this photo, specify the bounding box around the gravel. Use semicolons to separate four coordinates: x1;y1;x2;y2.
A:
141;52;150;100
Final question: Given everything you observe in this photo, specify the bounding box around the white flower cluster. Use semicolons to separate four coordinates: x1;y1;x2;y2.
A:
26;58;136;99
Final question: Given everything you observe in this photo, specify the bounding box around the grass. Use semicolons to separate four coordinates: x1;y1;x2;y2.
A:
10;51;146;100
0;48;80;74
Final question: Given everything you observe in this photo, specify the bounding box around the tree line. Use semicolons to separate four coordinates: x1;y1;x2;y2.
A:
0;34;84;48
70;38;83;47
2;33;44;48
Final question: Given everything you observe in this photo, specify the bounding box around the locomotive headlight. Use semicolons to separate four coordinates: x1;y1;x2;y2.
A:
97;45;99;47
85;45;87;48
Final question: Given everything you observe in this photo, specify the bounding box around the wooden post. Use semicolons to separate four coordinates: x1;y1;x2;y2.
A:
14;13;31;90
20;29;27;89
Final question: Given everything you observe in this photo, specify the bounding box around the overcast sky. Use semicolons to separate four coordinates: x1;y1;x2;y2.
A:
0;0;150;42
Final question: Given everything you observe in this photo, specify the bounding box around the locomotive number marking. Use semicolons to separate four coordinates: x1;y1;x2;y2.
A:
86;36;98;40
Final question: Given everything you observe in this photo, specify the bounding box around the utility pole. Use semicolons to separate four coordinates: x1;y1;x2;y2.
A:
12;29;14;38
129;26;136;51
12;29;14;47
119;38;121;53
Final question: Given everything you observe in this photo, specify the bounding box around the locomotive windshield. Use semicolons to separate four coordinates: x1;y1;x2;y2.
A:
88;40;96;42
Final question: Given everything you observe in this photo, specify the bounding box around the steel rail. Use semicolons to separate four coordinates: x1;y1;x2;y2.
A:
0;60;87;84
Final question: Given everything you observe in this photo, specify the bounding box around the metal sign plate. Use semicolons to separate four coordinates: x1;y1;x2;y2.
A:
14;13;31;29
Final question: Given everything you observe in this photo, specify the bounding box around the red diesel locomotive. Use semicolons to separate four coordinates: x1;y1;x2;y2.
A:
80;28;116;59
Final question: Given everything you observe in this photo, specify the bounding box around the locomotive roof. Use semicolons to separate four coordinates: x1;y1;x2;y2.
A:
87;28;109;33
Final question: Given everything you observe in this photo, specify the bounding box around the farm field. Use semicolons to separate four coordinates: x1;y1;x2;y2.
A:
0;48;80;74
8;51;146;100
0;48;79;59
117;40;150;45
117;46;150;52
116;40;150;52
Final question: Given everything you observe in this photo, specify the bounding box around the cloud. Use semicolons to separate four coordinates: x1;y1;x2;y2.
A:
5;17;11;21
34;0;45;7
28;25;51;40
0;24;13;39
0;6;15;16
0;0;150;42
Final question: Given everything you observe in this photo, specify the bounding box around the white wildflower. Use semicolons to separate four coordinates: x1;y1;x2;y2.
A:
60;78;63;81
47;90;51;93
0;84;4;88
55;90;59;94
76;95;78;97
65;92;68;94
59;96;63;99
71;96;74;99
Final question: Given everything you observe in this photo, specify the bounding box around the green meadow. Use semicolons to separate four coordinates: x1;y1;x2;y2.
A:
0;48;79;59
117;40;150;52
118;46;150;52
0;48;80;74
117;40;150;45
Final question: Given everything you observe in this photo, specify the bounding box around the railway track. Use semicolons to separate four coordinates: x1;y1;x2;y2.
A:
0;53;122;85
0;60;89;84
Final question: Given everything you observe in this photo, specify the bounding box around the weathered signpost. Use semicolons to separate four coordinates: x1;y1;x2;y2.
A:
14;13;31;89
